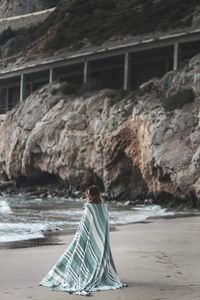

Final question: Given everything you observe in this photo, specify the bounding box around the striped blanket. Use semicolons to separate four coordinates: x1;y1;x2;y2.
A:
39;202;127;296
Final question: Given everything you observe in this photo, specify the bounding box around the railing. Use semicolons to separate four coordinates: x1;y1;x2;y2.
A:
0;99;19;114
0;103;7;114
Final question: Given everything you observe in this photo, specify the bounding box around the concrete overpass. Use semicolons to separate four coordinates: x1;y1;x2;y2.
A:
1;28;200;114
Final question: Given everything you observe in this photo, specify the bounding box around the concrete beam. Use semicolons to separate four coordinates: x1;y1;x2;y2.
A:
0;30;200;81
173;43;179;71
123;52;132;90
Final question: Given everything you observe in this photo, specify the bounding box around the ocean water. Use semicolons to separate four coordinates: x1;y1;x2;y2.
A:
0;195;175;244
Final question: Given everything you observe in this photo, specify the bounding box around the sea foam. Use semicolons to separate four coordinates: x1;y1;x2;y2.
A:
109;205;175;224
0;200;12;214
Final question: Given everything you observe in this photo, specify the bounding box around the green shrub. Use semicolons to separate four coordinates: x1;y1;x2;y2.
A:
163;88;195;111
58;81;79;95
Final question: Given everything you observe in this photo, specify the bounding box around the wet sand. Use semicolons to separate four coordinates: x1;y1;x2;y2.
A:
0;215;200;300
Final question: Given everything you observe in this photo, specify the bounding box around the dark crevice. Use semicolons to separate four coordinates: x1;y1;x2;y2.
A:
107;152;148;200
15;171;61;188
152;165;171;182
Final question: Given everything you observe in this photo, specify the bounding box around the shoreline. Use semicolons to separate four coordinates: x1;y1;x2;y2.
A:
1;211;200;250
0;215;200;300
1;183;200;210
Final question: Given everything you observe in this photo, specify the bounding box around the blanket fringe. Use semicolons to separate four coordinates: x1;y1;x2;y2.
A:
74;290;92;296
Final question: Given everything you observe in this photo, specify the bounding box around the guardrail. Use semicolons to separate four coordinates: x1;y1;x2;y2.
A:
0;27;200;114
0;7;56;34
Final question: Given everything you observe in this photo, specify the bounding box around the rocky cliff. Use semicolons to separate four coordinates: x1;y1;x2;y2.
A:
0;54;200;207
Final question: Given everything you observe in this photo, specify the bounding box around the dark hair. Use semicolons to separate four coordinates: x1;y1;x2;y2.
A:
86;185;101;203
87;185;100;196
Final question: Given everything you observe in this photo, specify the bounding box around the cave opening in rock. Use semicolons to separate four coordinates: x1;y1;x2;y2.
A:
15;171;64;188
106;151;148;201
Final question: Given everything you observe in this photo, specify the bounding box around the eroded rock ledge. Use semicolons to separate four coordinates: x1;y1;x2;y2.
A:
0;54;200;208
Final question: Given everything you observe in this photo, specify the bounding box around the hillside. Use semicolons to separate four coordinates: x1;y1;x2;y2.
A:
0;0;199;63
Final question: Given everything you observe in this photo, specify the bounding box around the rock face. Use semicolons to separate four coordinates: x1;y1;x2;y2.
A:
0;0;58;17
0;55;200;206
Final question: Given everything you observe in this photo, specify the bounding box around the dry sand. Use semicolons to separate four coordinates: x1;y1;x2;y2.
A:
0;216;200;300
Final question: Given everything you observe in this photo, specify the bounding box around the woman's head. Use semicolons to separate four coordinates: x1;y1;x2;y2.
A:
85;185;101;203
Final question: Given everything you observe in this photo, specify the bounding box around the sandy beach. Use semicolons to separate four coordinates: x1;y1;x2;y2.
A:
0;215;200;300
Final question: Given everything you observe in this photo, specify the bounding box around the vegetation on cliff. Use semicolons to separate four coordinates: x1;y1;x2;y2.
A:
162;88;195;111
0;0;199;59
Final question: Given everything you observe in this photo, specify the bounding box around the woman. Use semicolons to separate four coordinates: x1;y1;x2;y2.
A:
39;186;127;296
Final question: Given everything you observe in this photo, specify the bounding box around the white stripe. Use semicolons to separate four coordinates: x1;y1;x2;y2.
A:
87;209;104;254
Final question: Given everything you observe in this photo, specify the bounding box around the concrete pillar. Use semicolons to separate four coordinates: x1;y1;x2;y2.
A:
20;73;26;102
173;43;179;71
49;68;53;83
5;87;9;112
0;82;2;113
123;52;132;90
83;61;90;84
